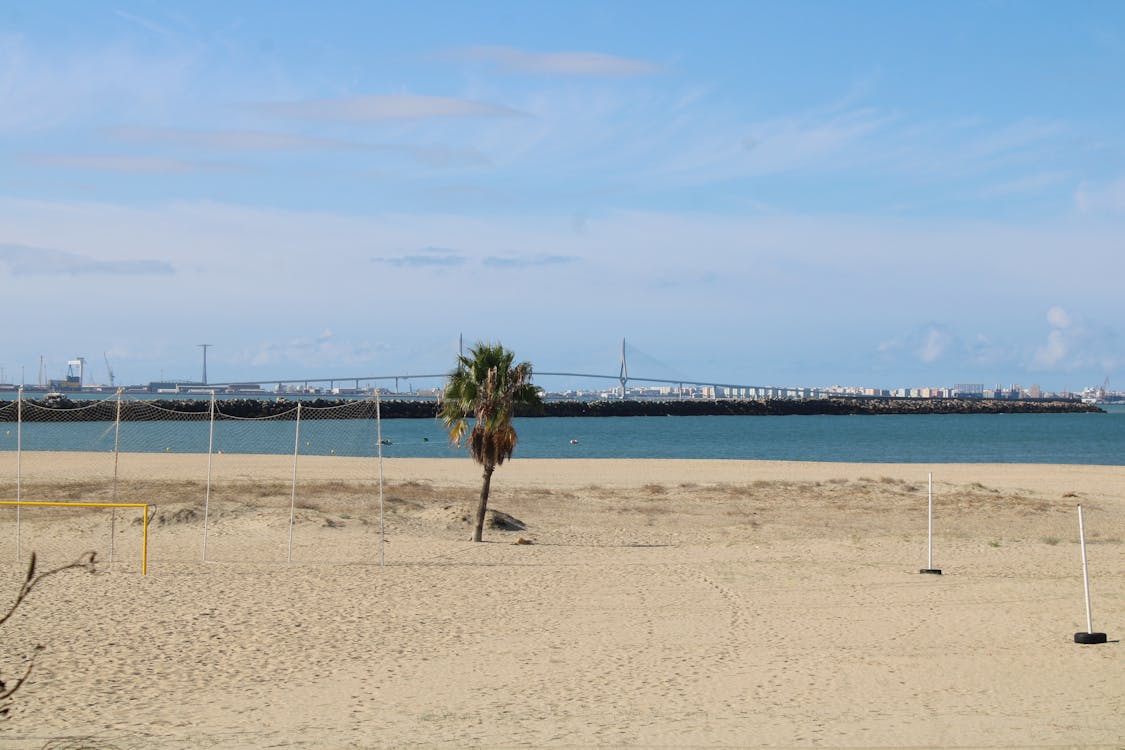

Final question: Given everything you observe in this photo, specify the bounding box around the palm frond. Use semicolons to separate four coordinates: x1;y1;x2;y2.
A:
438;341;542;465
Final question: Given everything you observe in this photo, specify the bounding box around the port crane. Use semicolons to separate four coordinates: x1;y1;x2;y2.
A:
104;353;115;388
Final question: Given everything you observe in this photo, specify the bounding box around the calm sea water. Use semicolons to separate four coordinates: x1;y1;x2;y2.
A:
2;406;1123;464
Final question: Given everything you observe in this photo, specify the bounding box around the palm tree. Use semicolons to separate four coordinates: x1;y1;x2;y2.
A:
440;342;542;542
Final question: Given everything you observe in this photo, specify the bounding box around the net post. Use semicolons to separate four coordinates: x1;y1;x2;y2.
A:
15;387;21;563
287;402;302;563
927;472;933;568
202;391;216;562
110;387;123;569
1079;504;1094;633
376;390;385;567
919;472;941;574
142;503;149;576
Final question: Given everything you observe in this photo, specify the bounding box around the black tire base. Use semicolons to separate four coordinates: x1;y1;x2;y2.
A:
919;568;943;575
1074;631;1108;644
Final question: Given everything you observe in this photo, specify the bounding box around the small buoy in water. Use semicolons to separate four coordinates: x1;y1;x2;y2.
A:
330;449;335;454
569;439;579;445
165;447;171;452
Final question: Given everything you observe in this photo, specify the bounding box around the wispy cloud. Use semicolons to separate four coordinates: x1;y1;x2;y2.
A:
105;126;361;152
451;45;662;76
975;171;1068;198
482;254;578;268
106;126;490;167
1074;177;1125;214
255;94;524;122
113;9;178;39
27;154;246;174
0;243;174;276
242;329;385;369
372;247;468;267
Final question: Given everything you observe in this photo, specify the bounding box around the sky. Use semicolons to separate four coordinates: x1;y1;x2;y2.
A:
2;1;1123;393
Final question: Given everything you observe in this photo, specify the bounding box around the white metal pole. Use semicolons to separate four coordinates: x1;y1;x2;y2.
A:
202;391;216;561
287;402;301;563
1078;504;1095;634
110;388;123;568
15;387;21;562
376;390;385;567
927;472;933;569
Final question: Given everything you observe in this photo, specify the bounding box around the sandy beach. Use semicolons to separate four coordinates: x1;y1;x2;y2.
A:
0;454;1122;748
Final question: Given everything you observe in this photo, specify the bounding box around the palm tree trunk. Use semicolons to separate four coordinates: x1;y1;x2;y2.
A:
472;463;494;542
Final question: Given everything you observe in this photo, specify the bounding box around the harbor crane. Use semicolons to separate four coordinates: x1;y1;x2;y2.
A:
104;353;115;387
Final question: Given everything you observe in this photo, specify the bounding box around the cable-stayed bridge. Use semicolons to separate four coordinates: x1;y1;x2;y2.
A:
204;339;818;399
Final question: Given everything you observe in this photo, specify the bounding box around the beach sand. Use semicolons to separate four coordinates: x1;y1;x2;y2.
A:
0;455;1122;748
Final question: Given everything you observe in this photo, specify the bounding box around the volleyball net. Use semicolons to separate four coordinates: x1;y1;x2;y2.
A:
0;391;387;570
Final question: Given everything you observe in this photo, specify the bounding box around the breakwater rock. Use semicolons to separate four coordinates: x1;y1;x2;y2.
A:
3;396;1101;422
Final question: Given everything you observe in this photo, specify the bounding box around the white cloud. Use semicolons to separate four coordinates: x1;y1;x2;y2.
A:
1031;306;1120;374
878;324;957;365
918;327;951;363
1046;305;1071;329
1033;328;1070;369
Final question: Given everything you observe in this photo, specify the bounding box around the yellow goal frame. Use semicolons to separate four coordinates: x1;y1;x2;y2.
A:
0;501;149;575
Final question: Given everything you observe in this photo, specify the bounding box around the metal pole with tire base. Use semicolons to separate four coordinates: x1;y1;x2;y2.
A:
920;472;942;575
1074;504;1107;645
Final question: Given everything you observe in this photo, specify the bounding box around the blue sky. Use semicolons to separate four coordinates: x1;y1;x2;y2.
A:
2;1;1123;392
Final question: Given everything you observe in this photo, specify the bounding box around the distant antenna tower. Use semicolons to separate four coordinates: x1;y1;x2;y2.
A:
198;344;212;385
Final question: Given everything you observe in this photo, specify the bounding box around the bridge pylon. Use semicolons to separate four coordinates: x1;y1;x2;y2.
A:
618;338;628;400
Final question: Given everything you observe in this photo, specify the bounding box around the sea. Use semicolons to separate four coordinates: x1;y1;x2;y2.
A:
2;401;1124;465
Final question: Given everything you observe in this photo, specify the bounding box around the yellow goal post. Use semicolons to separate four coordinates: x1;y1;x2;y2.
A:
0;501;149;575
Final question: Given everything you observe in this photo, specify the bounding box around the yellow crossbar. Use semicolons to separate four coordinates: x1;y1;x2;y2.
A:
0;501;149;575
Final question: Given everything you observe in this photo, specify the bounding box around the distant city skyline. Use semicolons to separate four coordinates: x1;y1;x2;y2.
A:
2;339;1111;403
2;2;1123;392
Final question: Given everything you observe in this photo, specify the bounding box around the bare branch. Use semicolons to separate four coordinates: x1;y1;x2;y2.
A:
0;551;97;629
0;551;97;719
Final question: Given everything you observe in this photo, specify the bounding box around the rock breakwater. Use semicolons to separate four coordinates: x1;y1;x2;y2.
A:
3;396;1102;422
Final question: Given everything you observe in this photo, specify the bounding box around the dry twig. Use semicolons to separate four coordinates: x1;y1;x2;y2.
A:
0;551;97;719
